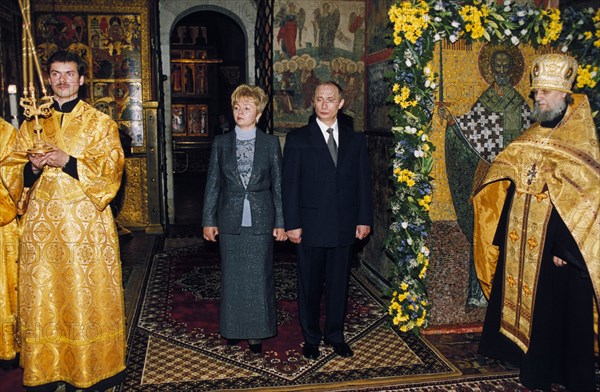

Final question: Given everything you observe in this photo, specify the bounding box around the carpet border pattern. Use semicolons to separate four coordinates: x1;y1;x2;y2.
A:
119;243;462;391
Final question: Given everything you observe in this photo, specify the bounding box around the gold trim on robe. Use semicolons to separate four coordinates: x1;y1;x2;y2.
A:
473;94;600;352
5;101;126;388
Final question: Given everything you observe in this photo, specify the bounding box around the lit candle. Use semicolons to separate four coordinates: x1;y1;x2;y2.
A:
8;84;19;129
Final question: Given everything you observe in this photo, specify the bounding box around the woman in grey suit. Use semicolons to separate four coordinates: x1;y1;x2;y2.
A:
202;84;286;354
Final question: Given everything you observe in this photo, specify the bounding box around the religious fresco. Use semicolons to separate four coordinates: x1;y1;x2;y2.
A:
273;0;365;131
366;0;393;55
33;12;145;147
431;41;539;222
430;40;542;305
366;60;393;132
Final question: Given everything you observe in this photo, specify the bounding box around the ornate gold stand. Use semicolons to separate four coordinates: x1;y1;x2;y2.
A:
19;0;53;153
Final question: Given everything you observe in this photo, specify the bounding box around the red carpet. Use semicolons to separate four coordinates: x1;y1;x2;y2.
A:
118;242;460;390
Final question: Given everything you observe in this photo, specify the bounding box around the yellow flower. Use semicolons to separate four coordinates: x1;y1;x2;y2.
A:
459;5;487;40
540;8;562;45
396;168;417;187
576;65;598;89
400;282;408;291
392;83;400;93
393;85;418;109
418;194;432;211
401;86;411;99
388;0;431;45
480;4;489;18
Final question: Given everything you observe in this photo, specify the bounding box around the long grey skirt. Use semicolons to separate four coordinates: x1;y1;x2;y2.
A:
219;228;277;339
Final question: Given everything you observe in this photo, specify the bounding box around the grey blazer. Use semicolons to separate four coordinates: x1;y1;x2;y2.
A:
202;129;284;235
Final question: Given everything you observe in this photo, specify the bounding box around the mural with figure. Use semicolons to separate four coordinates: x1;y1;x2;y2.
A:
273;1;365;131
439;42;533;306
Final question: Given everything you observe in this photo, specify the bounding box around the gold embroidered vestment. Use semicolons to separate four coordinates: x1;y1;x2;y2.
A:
473;94;600;352
4;101;126;388
0;118;19;361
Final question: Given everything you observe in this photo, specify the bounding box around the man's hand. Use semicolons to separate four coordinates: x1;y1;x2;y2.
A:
286;228;302;244
356;225;371;240
553;256;567;267
28;152;47;173
203;226;219;242
43;143;70;168
28;143;70;172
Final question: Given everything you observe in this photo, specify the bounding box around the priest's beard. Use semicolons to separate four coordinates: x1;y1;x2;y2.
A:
532;99;567;123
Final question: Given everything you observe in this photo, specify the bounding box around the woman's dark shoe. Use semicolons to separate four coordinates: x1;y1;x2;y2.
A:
226;339;241;345
249;342;262;354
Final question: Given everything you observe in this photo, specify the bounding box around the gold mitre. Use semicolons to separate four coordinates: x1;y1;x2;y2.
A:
530;54;578;94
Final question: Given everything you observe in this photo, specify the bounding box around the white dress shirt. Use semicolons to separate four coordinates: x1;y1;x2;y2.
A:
316;117;338;145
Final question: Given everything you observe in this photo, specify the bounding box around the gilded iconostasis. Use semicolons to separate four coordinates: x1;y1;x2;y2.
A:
30;0;154;229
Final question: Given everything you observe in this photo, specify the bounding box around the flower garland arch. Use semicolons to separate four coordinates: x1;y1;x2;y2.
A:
385;0;599;334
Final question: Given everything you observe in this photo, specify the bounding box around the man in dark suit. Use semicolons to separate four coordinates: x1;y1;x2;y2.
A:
282;81;373;360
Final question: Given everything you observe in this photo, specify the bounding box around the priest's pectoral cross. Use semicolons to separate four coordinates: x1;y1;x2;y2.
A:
527;163;537;185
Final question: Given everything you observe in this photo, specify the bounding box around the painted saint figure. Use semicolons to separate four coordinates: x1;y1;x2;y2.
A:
442;45;532;307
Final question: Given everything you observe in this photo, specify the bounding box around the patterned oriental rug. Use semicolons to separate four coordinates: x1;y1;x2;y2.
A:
118;242;461;391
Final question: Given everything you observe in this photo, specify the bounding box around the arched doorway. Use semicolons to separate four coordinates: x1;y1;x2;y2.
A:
169;11;246;226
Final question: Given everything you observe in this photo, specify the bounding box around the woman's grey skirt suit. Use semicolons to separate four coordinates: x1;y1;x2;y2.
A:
202;129;284;339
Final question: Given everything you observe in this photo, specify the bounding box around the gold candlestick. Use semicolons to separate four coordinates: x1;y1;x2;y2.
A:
18;0;53;154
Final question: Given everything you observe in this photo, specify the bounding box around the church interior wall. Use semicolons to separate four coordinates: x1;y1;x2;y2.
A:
3;0;586;328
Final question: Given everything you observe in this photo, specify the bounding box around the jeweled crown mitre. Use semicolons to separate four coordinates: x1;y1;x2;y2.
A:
530;54;578;94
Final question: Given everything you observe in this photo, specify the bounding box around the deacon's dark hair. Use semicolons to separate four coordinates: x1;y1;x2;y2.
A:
47;50;87;76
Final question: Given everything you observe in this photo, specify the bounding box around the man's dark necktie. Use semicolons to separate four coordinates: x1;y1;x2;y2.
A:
326;128;337;166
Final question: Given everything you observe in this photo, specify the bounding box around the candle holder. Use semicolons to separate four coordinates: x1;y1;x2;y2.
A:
18;0;54;154
21;94;53;154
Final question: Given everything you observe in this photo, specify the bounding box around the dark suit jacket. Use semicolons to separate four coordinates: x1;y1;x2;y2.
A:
202;129;284;235
282;120;373;247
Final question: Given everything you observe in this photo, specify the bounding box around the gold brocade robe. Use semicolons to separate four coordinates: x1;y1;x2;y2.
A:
473;94;600;353
4;101;126;388
0;118;19;361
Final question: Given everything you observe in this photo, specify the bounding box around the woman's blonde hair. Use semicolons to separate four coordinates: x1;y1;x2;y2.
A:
231;84;268;114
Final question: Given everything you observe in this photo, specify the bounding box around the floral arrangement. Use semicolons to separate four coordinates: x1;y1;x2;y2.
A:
386;0;599;334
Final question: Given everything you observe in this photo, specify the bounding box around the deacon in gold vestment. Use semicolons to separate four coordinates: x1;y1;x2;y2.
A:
4;50;126;391
473;54;599;391
0;118;20;365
